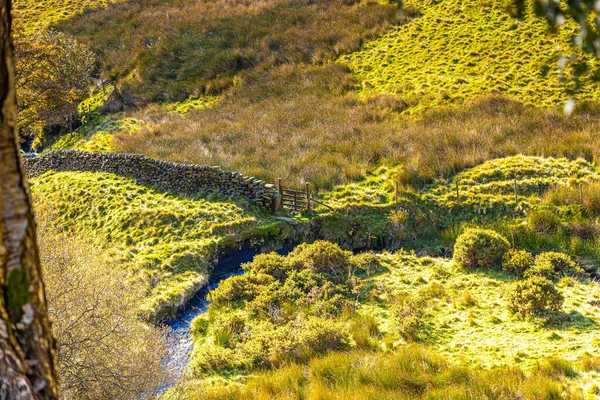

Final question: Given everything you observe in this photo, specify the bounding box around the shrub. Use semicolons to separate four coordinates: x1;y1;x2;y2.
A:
390;293;425;341
350;252;383;276
525;252;587;280
502;249;534;276
243;252;291;280
453;228;510;270
38;229;172;399
505;276;564;317
207;273;277;306
289;240;353;278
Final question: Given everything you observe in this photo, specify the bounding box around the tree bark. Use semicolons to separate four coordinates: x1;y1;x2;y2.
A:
0;1;60;398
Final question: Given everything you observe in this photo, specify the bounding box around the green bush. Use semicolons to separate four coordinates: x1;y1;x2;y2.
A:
288;240;353;278
453;228;510;270
207;273;277;306
505;276;564;317
243;252;292;280
502;249;534;276
525;252;587;280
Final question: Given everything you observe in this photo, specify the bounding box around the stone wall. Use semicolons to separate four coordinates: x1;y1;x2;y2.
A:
23;150;275;208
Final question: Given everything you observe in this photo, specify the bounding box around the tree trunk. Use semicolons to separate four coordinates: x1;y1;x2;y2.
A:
0;1;60;398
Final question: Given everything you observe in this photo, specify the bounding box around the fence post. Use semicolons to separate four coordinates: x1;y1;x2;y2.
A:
455;180;460;203
272;178;283;212
306;183;311;212
514;179;518;204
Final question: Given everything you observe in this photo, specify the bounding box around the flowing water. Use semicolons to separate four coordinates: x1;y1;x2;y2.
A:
164;243;297;380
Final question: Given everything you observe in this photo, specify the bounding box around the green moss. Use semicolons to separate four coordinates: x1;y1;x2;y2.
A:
6;268;30;322
164;95;221;115
342;0;600;113
51;115;144;153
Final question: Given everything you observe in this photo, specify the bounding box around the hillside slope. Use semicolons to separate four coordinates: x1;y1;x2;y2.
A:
343;0;600;113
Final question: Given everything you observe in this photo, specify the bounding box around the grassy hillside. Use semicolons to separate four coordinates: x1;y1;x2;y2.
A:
314;155;600;257
30;171;291;321
343;0;600;113
57;0;404;102
18;0;600;190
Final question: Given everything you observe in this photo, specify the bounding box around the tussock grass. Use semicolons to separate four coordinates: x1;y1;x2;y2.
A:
57;0;405;102
343;0;600;113
176;346;581;399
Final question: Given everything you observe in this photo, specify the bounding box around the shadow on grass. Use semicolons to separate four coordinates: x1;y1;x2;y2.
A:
541;310;598;331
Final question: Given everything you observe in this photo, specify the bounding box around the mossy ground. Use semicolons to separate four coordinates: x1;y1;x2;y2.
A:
30;171;284;321
342;0;600;113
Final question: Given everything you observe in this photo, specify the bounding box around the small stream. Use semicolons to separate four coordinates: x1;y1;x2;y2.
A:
163;243;297;379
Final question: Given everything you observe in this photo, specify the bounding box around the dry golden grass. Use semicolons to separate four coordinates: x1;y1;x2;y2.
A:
114;64;600;189
57;0;406;102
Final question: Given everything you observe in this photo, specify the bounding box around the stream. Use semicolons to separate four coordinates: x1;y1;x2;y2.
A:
163;243;297;379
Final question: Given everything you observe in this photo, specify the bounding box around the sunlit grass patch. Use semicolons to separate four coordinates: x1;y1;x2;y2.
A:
342;0;600;113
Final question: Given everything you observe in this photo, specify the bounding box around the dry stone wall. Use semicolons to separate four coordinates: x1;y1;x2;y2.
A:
23;150;275;209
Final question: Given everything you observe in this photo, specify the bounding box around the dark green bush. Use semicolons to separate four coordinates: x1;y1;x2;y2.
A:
350;252;383;276
505;276;564;317
525;252;587;280
243;252;292;280
207;273;277;306
289;240;352;278
453;228;510;270
502;249;534;276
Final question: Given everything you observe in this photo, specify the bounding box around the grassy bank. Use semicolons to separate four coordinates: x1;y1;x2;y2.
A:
312;154;600;259
30;170;293;321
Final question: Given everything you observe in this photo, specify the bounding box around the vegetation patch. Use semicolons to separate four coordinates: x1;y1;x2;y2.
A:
177;241;600;396
30;170;280;321
342;0;600;113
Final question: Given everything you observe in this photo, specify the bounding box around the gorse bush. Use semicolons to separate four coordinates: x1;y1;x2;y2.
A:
192;241;364;374
502;249;534;276
453;228;510;270
288;240;353;279
505;276;564;317
525;252;587;280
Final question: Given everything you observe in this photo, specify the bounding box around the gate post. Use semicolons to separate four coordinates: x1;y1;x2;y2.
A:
306;183;311;212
